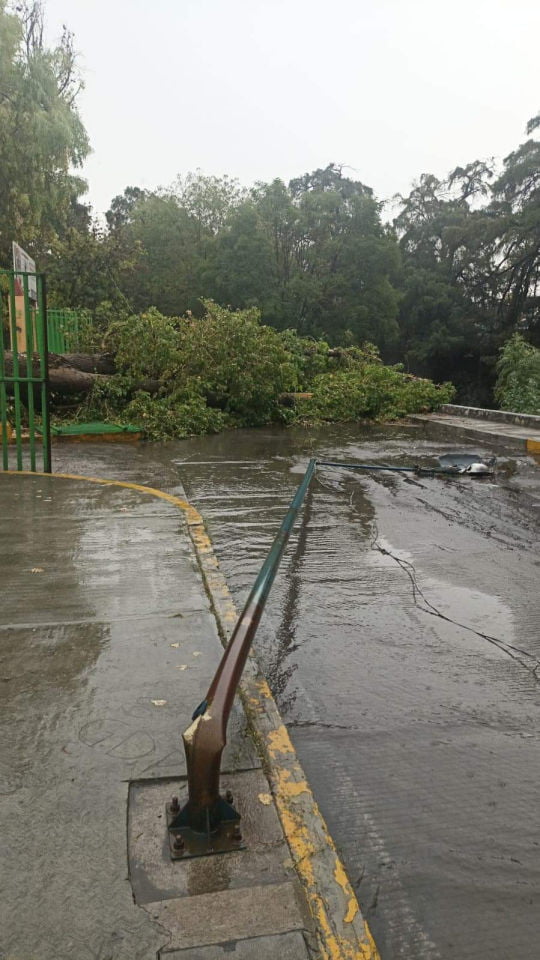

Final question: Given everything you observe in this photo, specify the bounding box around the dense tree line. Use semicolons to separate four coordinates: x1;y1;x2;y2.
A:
1;2;539;405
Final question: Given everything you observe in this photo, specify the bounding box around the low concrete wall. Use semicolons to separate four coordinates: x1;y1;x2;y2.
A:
441;404;540;429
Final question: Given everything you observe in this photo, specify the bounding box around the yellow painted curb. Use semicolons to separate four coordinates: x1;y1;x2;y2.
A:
526;438;540;454
4;469;379;960
5;468;202;523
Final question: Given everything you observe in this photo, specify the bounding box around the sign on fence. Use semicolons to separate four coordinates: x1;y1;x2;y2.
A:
0;268;51;472
12;242;38;302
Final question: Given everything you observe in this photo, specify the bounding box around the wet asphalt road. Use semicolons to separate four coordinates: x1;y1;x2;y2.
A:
162;423;540;960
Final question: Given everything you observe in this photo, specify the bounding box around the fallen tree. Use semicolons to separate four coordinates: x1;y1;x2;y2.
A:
54;352;116;375
2;304;456;439
3;352;159;396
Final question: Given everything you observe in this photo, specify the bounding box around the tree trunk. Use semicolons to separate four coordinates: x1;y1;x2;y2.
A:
60;352;116;374
2;352;159;396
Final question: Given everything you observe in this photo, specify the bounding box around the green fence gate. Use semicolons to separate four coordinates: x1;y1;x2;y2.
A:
0;269;51;472
47;308;90;353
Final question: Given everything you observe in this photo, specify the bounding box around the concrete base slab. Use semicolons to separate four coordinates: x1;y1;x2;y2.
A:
145;881;308;953
164;930;310;959
128;770;296;905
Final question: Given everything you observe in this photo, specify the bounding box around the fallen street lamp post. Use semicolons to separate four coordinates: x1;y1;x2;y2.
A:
165;451;494;859
166;457;318;859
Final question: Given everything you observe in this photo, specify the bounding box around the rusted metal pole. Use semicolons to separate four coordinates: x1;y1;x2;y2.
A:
173;458;317;837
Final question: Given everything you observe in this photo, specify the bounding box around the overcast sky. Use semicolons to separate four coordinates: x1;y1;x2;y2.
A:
44;0;539;217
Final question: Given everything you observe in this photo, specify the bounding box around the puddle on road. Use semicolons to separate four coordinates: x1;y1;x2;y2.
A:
370;534;516;654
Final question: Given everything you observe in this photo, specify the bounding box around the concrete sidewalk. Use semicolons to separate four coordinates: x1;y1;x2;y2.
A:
0;472;313;959
409;408;540;453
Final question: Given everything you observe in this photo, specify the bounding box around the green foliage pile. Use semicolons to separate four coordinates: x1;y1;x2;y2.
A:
79;302;454;440
494;334;540;415
305;366;453;423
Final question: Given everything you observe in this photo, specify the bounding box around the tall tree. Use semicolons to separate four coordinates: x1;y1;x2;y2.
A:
488;116;540;342
214;165;401;348
108;192;205;315
171;171;245;236
210;199;276;310
0;1;90;265
394;118;540;401
288;166;400;345
394;173;483;390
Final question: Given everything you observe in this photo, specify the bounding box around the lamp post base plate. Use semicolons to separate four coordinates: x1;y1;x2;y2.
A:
166;801;246;860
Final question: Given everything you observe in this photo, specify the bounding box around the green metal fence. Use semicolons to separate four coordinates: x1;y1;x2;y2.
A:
47;308;89;353
0;269;51;473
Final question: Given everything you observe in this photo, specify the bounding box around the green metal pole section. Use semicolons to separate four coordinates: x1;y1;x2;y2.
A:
39;276;52;473
0;289;8;470
173;458;318;834
23;274;36;472
72;310;79;350
8;275;23;470
48;314;56;353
